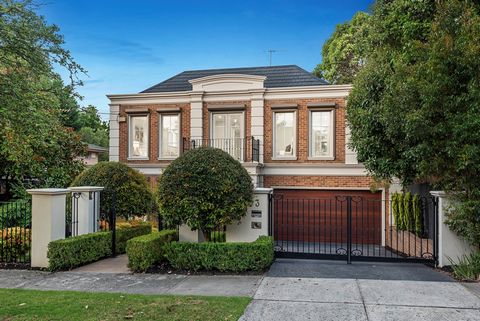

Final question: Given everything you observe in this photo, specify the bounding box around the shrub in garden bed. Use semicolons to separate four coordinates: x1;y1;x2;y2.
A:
126;230;178;272
158;147;253;241
165;236;274;273
48;223;152;271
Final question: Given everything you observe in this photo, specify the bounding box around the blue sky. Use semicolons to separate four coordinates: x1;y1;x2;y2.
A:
39;0;372;119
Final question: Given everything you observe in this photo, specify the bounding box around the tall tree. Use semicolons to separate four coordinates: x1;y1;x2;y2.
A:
0;0;86;197
346;0;480;245
313;12;371;84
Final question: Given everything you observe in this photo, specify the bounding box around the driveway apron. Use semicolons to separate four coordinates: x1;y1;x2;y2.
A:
240;259;480;321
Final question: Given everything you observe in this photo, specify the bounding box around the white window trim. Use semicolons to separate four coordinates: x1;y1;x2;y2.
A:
127;114;150;160
209;110;246;161
272;110;297;160
308;109;335;160
158;112;181;160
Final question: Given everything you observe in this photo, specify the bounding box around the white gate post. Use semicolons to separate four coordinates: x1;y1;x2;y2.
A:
226;188;273;242
27;188;69;268
69;186;104;235
430;191;478;267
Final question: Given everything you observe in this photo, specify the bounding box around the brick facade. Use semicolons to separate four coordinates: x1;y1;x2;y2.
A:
116;95;370;192
264;98;346;164
118;103;190;164
264;175;374;189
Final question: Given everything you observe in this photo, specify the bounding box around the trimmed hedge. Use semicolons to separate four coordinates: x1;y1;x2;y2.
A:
115;223;152;253
48;223;152;271
164;236;274;272
126;230;178;272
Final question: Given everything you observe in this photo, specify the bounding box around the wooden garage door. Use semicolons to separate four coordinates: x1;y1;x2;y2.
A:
273;189;383;245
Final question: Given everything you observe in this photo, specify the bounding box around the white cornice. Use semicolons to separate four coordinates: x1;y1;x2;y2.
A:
106;84;353;105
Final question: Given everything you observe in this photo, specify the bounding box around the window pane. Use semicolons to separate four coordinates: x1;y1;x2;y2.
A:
160;114;179;158
130;116;148;158
311;111;331;157
212;113;244;160
274;112;295;157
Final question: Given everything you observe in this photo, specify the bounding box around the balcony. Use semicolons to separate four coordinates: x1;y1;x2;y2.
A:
183;137;260;162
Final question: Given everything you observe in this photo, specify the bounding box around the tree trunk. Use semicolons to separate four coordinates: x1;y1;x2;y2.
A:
202;230;211;242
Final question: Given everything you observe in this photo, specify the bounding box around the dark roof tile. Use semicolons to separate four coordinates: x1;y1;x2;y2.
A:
141;65;327;93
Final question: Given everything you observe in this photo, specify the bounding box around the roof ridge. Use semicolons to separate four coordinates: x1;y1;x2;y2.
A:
181;65;299;73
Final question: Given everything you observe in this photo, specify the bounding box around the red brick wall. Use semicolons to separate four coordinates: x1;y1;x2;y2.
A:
264;175;374;189
118;104;190;164
264;98;346;163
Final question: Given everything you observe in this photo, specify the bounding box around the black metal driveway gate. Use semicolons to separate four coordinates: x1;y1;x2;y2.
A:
269;194;438;264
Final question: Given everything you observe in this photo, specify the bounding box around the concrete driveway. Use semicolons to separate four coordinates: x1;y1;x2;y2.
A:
240;259;480;321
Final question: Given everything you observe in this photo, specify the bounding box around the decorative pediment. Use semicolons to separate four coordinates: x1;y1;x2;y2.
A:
188;74;266;92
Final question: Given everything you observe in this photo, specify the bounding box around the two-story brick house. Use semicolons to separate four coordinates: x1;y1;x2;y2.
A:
106;66;439;261
108;65;379;200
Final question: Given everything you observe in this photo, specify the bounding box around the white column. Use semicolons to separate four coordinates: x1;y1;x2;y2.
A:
250;90;265;164
69;186;104;235
430;191;478;267
109;104;120;161
27;188;69;268
190;92;204;141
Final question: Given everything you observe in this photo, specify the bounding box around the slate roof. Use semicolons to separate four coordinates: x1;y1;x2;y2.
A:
141;65;327;93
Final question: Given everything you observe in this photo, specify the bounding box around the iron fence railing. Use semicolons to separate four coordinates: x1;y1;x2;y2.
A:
182;137;260;162
271;195;438;264
0;200;32;264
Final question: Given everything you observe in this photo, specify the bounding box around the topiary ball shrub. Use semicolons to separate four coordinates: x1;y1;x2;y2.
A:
158;147;254;241
71;162;155;220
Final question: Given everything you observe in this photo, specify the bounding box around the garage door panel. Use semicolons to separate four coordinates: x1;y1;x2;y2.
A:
273;189;382;245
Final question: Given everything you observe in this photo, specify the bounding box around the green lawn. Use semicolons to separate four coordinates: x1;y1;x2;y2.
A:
0;288;251;321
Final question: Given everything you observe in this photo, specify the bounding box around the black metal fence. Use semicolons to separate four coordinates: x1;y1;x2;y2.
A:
183;137;260;162
0;200;32;265
271;195;438;264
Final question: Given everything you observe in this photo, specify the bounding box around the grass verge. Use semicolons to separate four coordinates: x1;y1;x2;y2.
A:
0;288;251;321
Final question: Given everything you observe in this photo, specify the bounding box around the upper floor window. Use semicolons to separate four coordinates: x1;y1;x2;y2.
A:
128;115;149;159
309;109;334;159
211;112;244;161
159;113;180;159
273;111;296;159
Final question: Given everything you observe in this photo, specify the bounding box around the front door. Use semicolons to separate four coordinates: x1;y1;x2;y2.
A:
212;112;244;161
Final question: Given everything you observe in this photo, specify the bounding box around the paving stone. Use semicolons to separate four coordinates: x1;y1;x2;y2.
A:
366;304;480;321
254;277;362;303
359;279;480;309
168;275;262;297
268;259;453;282
240;300;367;321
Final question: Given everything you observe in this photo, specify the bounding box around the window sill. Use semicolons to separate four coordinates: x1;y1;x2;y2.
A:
127;157;149;161
157;157;178;161
272;156;298;161
308;156;335;161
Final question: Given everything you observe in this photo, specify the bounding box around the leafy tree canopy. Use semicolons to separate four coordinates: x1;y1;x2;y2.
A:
345;0;480;244
157;147;254;241
71;162;156;220
0;0;86;197
313;11;371;84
